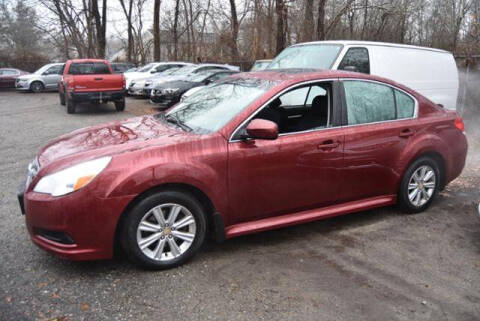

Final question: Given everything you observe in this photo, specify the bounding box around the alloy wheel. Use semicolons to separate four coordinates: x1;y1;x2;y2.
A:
408;165;436;207
136;203;196;261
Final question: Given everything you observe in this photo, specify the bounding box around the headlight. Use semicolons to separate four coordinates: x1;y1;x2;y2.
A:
162;88;179;94
33;157;111;196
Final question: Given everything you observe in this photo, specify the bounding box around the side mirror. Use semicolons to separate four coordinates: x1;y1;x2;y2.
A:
342;65;358;72
204;79;211;85
150;70;157;74
245;119;278;140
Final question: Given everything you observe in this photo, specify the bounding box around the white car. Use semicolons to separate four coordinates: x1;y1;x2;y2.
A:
124;62;192;89
180;86;204;102
269;40;459;110
16;63;65;93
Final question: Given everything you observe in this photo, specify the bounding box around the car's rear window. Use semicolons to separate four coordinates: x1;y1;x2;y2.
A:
68;63;111;75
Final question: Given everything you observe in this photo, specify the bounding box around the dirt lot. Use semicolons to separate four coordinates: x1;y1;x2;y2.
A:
0;88;479;321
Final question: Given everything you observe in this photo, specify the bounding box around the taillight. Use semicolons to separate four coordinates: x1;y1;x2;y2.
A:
454;116;465;132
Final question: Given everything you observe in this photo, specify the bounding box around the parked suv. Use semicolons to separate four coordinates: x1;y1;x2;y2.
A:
16;63;65;92
59;59;126;114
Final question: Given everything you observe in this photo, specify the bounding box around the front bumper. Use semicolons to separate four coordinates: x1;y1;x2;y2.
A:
22;187;134;260
15;81;30;90
128;86;146;96
150;92;180;108
70;90;125;103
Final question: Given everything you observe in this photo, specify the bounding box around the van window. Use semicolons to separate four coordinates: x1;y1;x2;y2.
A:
395;90;415;118
343;80;395;125
338;47;370;74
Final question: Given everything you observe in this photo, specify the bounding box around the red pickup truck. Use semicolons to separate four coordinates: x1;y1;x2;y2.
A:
59;59;126;114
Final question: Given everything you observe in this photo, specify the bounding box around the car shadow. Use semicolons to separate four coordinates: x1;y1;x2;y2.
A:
64;102;120;115
39;205;403;274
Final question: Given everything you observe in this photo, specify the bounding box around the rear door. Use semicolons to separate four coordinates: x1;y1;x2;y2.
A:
340;79;418;201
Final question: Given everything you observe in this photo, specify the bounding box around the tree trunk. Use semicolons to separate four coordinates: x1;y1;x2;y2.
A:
316;0;327;40
173;0;180;60
275;0;286;55
229;0;239;61
92;0;107;58
153;0;161;61
302;0;314;42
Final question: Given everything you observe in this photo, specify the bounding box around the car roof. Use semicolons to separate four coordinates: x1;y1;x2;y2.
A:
236;69;415;93
68;59;106;63
290;40;450;54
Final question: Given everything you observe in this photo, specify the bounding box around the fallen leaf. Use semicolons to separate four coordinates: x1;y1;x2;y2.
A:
5;296;11;303
80;303;90;312
50;292;60;299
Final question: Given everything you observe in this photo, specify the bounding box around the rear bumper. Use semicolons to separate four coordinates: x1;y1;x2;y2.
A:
70;90;125;103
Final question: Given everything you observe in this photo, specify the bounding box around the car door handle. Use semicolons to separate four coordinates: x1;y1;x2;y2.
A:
94;77;103;81
318;140;340;150
399;129;414;138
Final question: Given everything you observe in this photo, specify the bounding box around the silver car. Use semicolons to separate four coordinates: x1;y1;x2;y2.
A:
16;63;65;92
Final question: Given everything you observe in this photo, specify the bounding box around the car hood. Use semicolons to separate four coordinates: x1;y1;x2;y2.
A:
17;74;39;80
124;72;150;81
37;115;189;169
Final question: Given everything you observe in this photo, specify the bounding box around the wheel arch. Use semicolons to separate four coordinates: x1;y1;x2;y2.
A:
29;79;45;89
403;150;447;190
113;182;222;257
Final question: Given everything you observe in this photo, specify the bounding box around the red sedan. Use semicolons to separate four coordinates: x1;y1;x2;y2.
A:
19;70;467;269
0;68;28;88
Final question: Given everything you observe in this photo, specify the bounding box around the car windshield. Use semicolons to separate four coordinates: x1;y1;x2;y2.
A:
170;65;198;75
251;61;270;71
189;72;215;82
138;63;155;72
34;64;53;75
268;44;343;69
163;77;277;134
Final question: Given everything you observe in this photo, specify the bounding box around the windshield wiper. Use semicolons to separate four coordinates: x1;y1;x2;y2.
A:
164;114;192;132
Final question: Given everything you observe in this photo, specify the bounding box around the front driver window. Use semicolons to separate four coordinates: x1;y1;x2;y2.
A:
338;47;370;74
251;82;332;135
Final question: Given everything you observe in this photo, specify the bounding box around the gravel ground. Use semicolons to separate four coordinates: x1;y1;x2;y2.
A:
0;89;479;321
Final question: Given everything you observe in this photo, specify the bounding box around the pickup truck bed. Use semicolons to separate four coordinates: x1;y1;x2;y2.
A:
59;59;126;114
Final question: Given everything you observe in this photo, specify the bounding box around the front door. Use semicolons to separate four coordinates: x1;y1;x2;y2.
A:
227;80;345;224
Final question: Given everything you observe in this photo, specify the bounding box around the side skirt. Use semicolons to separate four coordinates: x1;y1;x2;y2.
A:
225;195;396;239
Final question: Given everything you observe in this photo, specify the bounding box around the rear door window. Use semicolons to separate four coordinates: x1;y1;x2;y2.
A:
395;90;415;118
68;63;111;75
343;80;395;125
338;47;370;74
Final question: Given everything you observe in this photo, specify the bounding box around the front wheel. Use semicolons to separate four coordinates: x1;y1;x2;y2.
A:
120;190;207;269
30;81;44;93
398;157;440;213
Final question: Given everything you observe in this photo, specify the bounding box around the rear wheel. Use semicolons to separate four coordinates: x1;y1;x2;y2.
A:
398;157;440;213
114;98;125;111
66;95;76;114
30;81;44;93
120;190;207;269
59;92;65;105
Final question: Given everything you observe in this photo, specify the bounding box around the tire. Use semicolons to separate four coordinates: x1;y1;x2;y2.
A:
30;81;44;93
114;98;125;111
59;92;65;106
66;96;76;114
398;156;440;213
120;190;207;269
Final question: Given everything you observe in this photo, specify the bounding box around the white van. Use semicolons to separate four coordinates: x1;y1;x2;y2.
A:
268;41;459;110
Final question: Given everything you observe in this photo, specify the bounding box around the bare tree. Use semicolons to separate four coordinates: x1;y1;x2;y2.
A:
153;0;161;61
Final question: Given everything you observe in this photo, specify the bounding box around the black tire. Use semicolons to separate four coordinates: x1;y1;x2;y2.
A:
59;92;65;106
114;98;125;111
66;96;76;114
30;81;44;93
120;190;207;269
398;156;440;214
